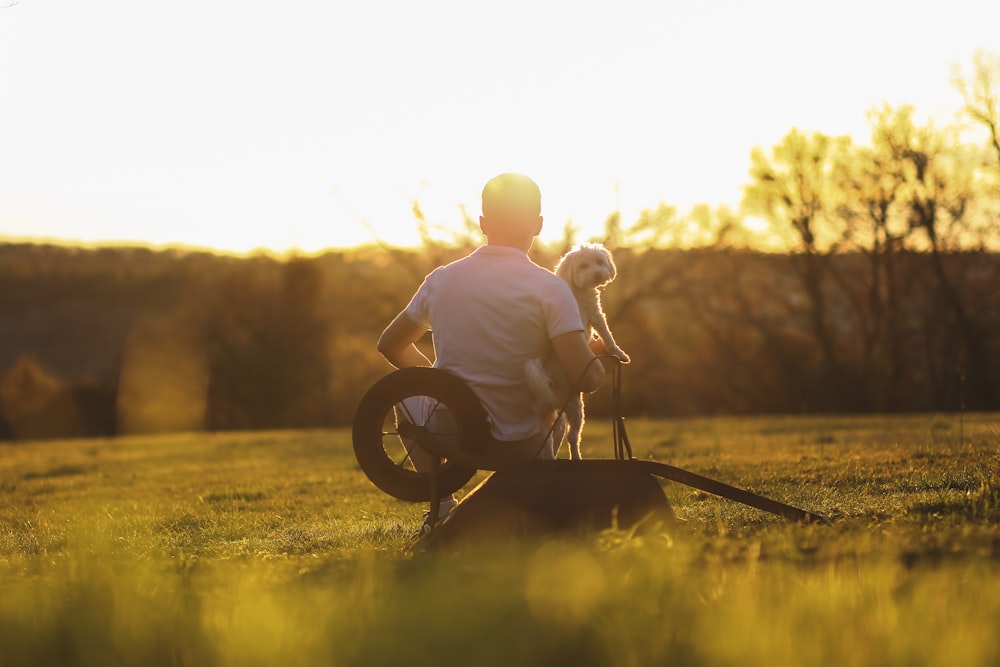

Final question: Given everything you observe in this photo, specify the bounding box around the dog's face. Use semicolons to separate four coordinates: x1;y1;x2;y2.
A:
554;244;617;290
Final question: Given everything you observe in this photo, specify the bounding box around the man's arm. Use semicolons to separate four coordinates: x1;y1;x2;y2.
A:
550;331;616;394
377;311;431;369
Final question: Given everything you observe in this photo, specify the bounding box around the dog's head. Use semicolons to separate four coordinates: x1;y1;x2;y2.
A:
554;243;617;290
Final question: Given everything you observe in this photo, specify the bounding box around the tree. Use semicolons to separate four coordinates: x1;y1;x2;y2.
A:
871;105;995;408
742;129;859;407
952;49;1000;169
743;129;854;253
835;106;927;410
0;356;81;439
951;50;1000;252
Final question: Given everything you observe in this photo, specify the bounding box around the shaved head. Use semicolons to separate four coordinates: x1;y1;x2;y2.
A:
481;173;542;219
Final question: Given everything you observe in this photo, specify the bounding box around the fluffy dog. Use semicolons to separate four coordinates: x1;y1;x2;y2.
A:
525;243;630;460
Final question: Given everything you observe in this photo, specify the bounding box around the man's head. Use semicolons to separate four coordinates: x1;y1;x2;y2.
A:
479;173;543;249
481;172;541;218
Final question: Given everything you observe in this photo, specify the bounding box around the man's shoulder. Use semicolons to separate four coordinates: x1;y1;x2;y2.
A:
433;248;568;292
516;259;570;290
424;251;478;277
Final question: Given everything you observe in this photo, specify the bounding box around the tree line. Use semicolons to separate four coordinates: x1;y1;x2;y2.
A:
1;242;997;441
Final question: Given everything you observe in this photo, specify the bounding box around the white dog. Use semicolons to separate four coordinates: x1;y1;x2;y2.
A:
525;243;630;460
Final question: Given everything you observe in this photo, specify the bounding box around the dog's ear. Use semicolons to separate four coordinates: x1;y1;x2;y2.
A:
604;250;617;280
554;252;574;282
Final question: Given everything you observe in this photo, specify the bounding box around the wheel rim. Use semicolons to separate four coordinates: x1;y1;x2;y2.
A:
352;368;487;502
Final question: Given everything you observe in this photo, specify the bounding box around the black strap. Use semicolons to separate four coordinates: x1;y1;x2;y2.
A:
612;361;633;460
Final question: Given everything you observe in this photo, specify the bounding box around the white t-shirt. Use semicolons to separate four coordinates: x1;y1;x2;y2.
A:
405;245;585;440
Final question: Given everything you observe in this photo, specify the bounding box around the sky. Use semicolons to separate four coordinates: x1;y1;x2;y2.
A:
1;0;998;254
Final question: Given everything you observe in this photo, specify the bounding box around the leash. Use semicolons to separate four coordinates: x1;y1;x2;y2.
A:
533;355;629;460
611;360;633;460
531;357;597;460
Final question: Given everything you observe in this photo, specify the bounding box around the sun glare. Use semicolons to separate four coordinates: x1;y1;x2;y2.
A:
1;2;997;254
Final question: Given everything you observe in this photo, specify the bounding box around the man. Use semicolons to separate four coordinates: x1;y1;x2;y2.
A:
377;173;614;525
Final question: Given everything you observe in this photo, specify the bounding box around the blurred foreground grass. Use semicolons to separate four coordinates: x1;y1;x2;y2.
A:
1;413;999;666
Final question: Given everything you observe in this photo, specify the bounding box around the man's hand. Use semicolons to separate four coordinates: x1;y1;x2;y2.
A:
552;331;608;394
589;337;609;355
588;337;625;373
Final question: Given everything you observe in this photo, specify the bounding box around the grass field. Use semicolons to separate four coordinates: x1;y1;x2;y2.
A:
2;413;999;666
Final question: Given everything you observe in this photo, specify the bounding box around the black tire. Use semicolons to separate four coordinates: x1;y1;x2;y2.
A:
352;368;489;502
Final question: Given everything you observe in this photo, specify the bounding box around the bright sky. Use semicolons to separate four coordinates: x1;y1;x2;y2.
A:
1;0;998;254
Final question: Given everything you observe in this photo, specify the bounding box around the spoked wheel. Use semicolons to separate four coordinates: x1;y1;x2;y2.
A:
352;367;491;502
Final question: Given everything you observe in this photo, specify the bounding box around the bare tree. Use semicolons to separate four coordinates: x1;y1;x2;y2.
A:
742;129;855;400
952;49;1000;168
873;105;994;408
835;106;927;410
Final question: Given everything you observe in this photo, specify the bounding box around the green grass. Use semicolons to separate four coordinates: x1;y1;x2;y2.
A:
1;414;999;666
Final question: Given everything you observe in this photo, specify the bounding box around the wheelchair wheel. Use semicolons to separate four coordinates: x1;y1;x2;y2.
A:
352;367;489;502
